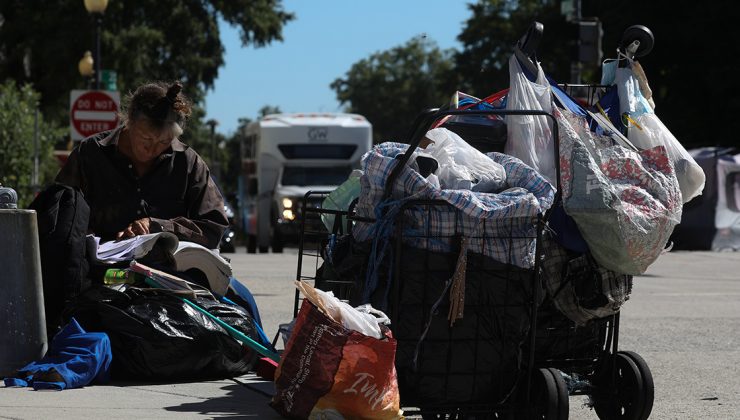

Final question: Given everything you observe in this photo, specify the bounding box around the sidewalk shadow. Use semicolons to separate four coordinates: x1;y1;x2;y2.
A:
162;380;281;419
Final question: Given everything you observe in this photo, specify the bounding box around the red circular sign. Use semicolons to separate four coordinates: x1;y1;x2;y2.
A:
71;91;119;138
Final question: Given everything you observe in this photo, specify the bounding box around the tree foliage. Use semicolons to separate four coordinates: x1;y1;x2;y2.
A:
331;37;458;143
258;105;282;118
455;0;573;95
0;0;294;125
583;1;740;147
0;0;294;199
332;0;736;148
0;81;64;206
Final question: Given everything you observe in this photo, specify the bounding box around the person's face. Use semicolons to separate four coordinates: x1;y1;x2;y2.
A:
128;120;175;164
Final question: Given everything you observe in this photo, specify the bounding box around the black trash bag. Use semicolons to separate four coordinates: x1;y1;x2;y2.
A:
316;235;393;309
65;286;257;381
316;234;373;305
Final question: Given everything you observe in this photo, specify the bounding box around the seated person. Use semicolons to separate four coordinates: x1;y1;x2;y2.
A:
56;80;228;249
55;81;268;343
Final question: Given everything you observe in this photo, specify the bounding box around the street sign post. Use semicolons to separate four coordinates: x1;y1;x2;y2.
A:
101;70;117;91
69;90;120;141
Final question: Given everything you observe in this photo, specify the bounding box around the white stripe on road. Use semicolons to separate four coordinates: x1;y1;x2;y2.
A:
74;111;118;121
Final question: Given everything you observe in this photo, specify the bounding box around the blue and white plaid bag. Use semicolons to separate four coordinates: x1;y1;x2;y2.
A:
352;142;555;268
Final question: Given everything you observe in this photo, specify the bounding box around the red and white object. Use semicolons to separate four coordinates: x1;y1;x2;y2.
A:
70;90;120;140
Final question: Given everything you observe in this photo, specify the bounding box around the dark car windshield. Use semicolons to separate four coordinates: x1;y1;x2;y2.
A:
281;166;352;186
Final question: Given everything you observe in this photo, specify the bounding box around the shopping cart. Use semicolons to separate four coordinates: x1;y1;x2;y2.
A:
294;105;570;418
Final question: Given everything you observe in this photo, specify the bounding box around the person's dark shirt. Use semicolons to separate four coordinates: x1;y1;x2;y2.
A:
56;126;228;249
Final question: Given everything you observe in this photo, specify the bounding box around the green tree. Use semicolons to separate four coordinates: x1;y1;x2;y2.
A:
258;105;282;117
0;0;294;195
0;0;294;127
219;106;280;199
454;0;572;97
458;0;740;147
583;1;739;147
331;36;458;143
0;81;64;207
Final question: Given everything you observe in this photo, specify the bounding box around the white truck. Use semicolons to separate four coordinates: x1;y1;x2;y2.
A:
239;113;372;253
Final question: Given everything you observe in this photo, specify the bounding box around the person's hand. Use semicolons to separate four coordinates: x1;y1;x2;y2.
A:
116;218;152;240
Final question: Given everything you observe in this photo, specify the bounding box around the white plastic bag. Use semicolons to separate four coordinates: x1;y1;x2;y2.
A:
505;55;556;184
423;127;506;192
295;280;385;339
617;67;706;203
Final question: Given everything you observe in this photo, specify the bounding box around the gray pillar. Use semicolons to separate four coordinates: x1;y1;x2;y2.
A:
0;210;47;377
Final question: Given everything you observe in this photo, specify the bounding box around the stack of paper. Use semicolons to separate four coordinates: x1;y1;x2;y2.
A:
93;233;178;261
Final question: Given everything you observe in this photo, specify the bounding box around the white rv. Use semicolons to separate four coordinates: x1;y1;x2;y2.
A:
240;113;372;253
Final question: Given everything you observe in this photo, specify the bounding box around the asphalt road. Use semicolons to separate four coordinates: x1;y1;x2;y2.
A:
1;248;738;419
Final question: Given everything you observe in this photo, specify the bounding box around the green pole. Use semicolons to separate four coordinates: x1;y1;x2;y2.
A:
143;277;280;362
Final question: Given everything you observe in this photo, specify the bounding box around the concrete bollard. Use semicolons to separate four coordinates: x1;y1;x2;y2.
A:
0;209;48;377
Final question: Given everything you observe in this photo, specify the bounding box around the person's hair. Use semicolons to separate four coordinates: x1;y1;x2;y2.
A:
121;81;192;137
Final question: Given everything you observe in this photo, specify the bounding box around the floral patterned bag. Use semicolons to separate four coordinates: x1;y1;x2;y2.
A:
556;107;682;275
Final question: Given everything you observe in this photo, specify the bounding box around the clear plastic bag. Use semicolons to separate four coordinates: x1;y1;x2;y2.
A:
423;127;506;192
629;113;706;203
557;107;682;274
295;280;386;339
505;55;556;184
321;170;362;231
617;67;706;203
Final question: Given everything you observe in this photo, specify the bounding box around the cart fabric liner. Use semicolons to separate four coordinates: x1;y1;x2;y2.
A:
540;231;632;326
352;142;555;268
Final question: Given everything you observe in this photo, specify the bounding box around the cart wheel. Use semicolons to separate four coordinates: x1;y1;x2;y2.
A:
592;353;645;420
619;351;654;420
521;368;559;419
545;368;569;420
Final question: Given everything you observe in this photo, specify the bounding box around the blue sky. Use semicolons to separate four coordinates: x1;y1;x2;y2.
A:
204;1;473;135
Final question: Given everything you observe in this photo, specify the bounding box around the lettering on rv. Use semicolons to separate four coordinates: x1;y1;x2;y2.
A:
307;127;328;142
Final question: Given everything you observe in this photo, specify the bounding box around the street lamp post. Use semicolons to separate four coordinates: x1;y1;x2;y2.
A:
83;0;109;90
78;50;94;88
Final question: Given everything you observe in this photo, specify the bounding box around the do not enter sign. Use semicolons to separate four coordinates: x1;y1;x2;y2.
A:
70;90;121;140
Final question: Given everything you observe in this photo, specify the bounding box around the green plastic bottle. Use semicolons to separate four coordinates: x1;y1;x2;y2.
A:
103;268;137;285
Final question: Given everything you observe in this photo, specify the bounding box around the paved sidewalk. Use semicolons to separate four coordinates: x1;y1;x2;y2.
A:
1;250;739;419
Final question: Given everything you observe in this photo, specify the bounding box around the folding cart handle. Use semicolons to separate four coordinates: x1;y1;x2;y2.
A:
514;21;543;77
381;108;440;200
